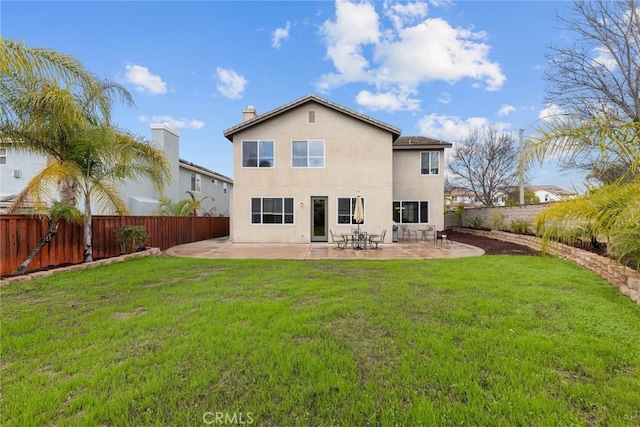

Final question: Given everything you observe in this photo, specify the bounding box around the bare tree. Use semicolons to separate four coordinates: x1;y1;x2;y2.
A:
448;125;519;207
536;0;640;184
545;0;640;122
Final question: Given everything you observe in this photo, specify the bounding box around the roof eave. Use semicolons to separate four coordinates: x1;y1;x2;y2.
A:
223;94;402;142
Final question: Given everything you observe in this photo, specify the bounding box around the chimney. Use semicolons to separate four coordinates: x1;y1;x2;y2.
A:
242;105;258;122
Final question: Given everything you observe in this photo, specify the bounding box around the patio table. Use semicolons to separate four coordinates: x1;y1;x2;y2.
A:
344;232;368;250
418;226;436;244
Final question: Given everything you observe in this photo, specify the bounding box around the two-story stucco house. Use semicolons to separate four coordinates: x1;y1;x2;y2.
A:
223;94;452;244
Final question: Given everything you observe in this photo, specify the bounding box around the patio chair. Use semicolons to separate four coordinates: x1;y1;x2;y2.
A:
330;230;348;249
400;225;418;242
436;230;452;245
368;230;386;249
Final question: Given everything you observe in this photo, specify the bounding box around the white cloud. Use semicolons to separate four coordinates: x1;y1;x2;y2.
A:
538;103;565;122
418;113;510;141
272;21;291;48
124;64;167;96
592;46;617;70
384;0;428;32
139;115;205;130
317;0;506;111
215;67;248;99
355;90;420;111
318;0;380;89
498;104;515;116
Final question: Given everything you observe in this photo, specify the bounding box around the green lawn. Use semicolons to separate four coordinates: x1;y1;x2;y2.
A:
2;255;639;426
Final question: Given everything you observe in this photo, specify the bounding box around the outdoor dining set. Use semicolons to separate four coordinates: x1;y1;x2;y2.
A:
330;225;451;251
330;229;386;250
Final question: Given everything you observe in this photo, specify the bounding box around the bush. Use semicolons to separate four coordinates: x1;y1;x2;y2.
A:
491;212;506;231
509;219;532;235
469;216;484;229
115;225;148;255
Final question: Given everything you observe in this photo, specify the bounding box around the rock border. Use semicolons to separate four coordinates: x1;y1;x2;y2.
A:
0;248;162;287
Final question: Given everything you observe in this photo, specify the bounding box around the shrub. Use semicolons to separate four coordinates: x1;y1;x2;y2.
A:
509;219;532;234
115;225;148;255
469;216;484;229
491;212;506;230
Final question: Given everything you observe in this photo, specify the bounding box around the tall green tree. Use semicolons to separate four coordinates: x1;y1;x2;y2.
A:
1;37;119;130
1;39;171;262
5;86;171;261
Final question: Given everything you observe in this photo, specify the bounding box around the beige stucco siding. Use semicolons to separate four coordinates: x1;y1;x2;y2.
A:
231;101;394;243
392;149;447;232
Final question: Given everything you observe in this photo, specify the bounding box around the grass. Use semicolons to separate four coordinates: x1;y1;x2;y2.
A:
2;255;640;426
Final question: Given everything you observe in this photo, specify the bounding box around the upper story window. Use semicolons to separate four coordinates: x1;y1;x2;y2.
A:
242;140;274;168
393;201;429;224
337;197;365;225
292;140;324;168
251;197;294;224
0;147;6;165
420;151;439;175
223;182;228;194
191;172;201;192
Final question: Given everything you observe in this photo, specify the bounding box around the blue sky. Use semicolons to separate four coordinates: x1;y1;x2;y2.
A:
2;0;585;189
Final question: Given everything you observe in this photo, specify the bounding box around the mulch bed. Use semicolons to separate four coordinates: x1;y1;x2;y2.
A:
447;230;539;256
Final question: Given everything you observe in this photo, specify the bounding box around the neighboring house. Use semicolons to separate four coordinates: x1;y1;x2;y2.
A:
446;188;483;209
526;185;577;203
445;188;507;209
0;146;47;211
223;94;452;244
0;124;232;216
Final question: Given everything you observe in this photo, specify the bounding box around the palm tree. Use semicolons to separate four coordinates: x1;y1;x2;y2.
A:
10;201;83;276
0;37;119;128
7;117;171;262
155;191;214;217
524;118;640;268
2;40;171;262
524;114;640;185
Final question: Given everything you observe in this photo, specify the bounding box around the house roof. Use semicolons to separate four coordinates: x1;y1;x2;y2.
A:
525;185;576;196
223;94;402;142
179;159;233;183
393;136;453;150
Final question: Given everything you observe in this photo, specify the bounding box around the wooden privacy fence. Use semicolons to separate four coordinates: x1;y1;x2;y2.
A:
0;215;229;277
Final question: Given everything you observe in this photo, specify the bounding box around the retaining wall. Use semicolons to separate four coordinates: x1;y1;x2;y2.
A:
445;203;551;230
452;227;640;305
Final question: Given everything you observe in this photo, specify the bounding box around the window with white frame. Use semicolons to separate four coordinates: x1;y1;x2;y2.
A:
251;197;294;224
242;140;274;167
0;147;6;165
337;197;365;225
393;201;429;223
190;172;201;192
420;152;439;175
292;140;324;168
223;182;228;194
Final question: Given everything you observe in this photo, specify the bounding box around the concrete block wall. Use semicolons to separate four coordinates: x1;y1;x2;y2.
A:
445;204;551;230
452;227;640;305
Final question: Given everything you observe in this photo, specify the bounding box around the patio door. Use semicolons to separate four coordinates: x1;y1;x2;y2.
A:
311;197;327;242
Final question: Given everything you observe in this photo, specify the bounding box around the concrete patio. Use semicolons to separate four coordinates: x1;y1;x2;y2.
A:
165;237;484;260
